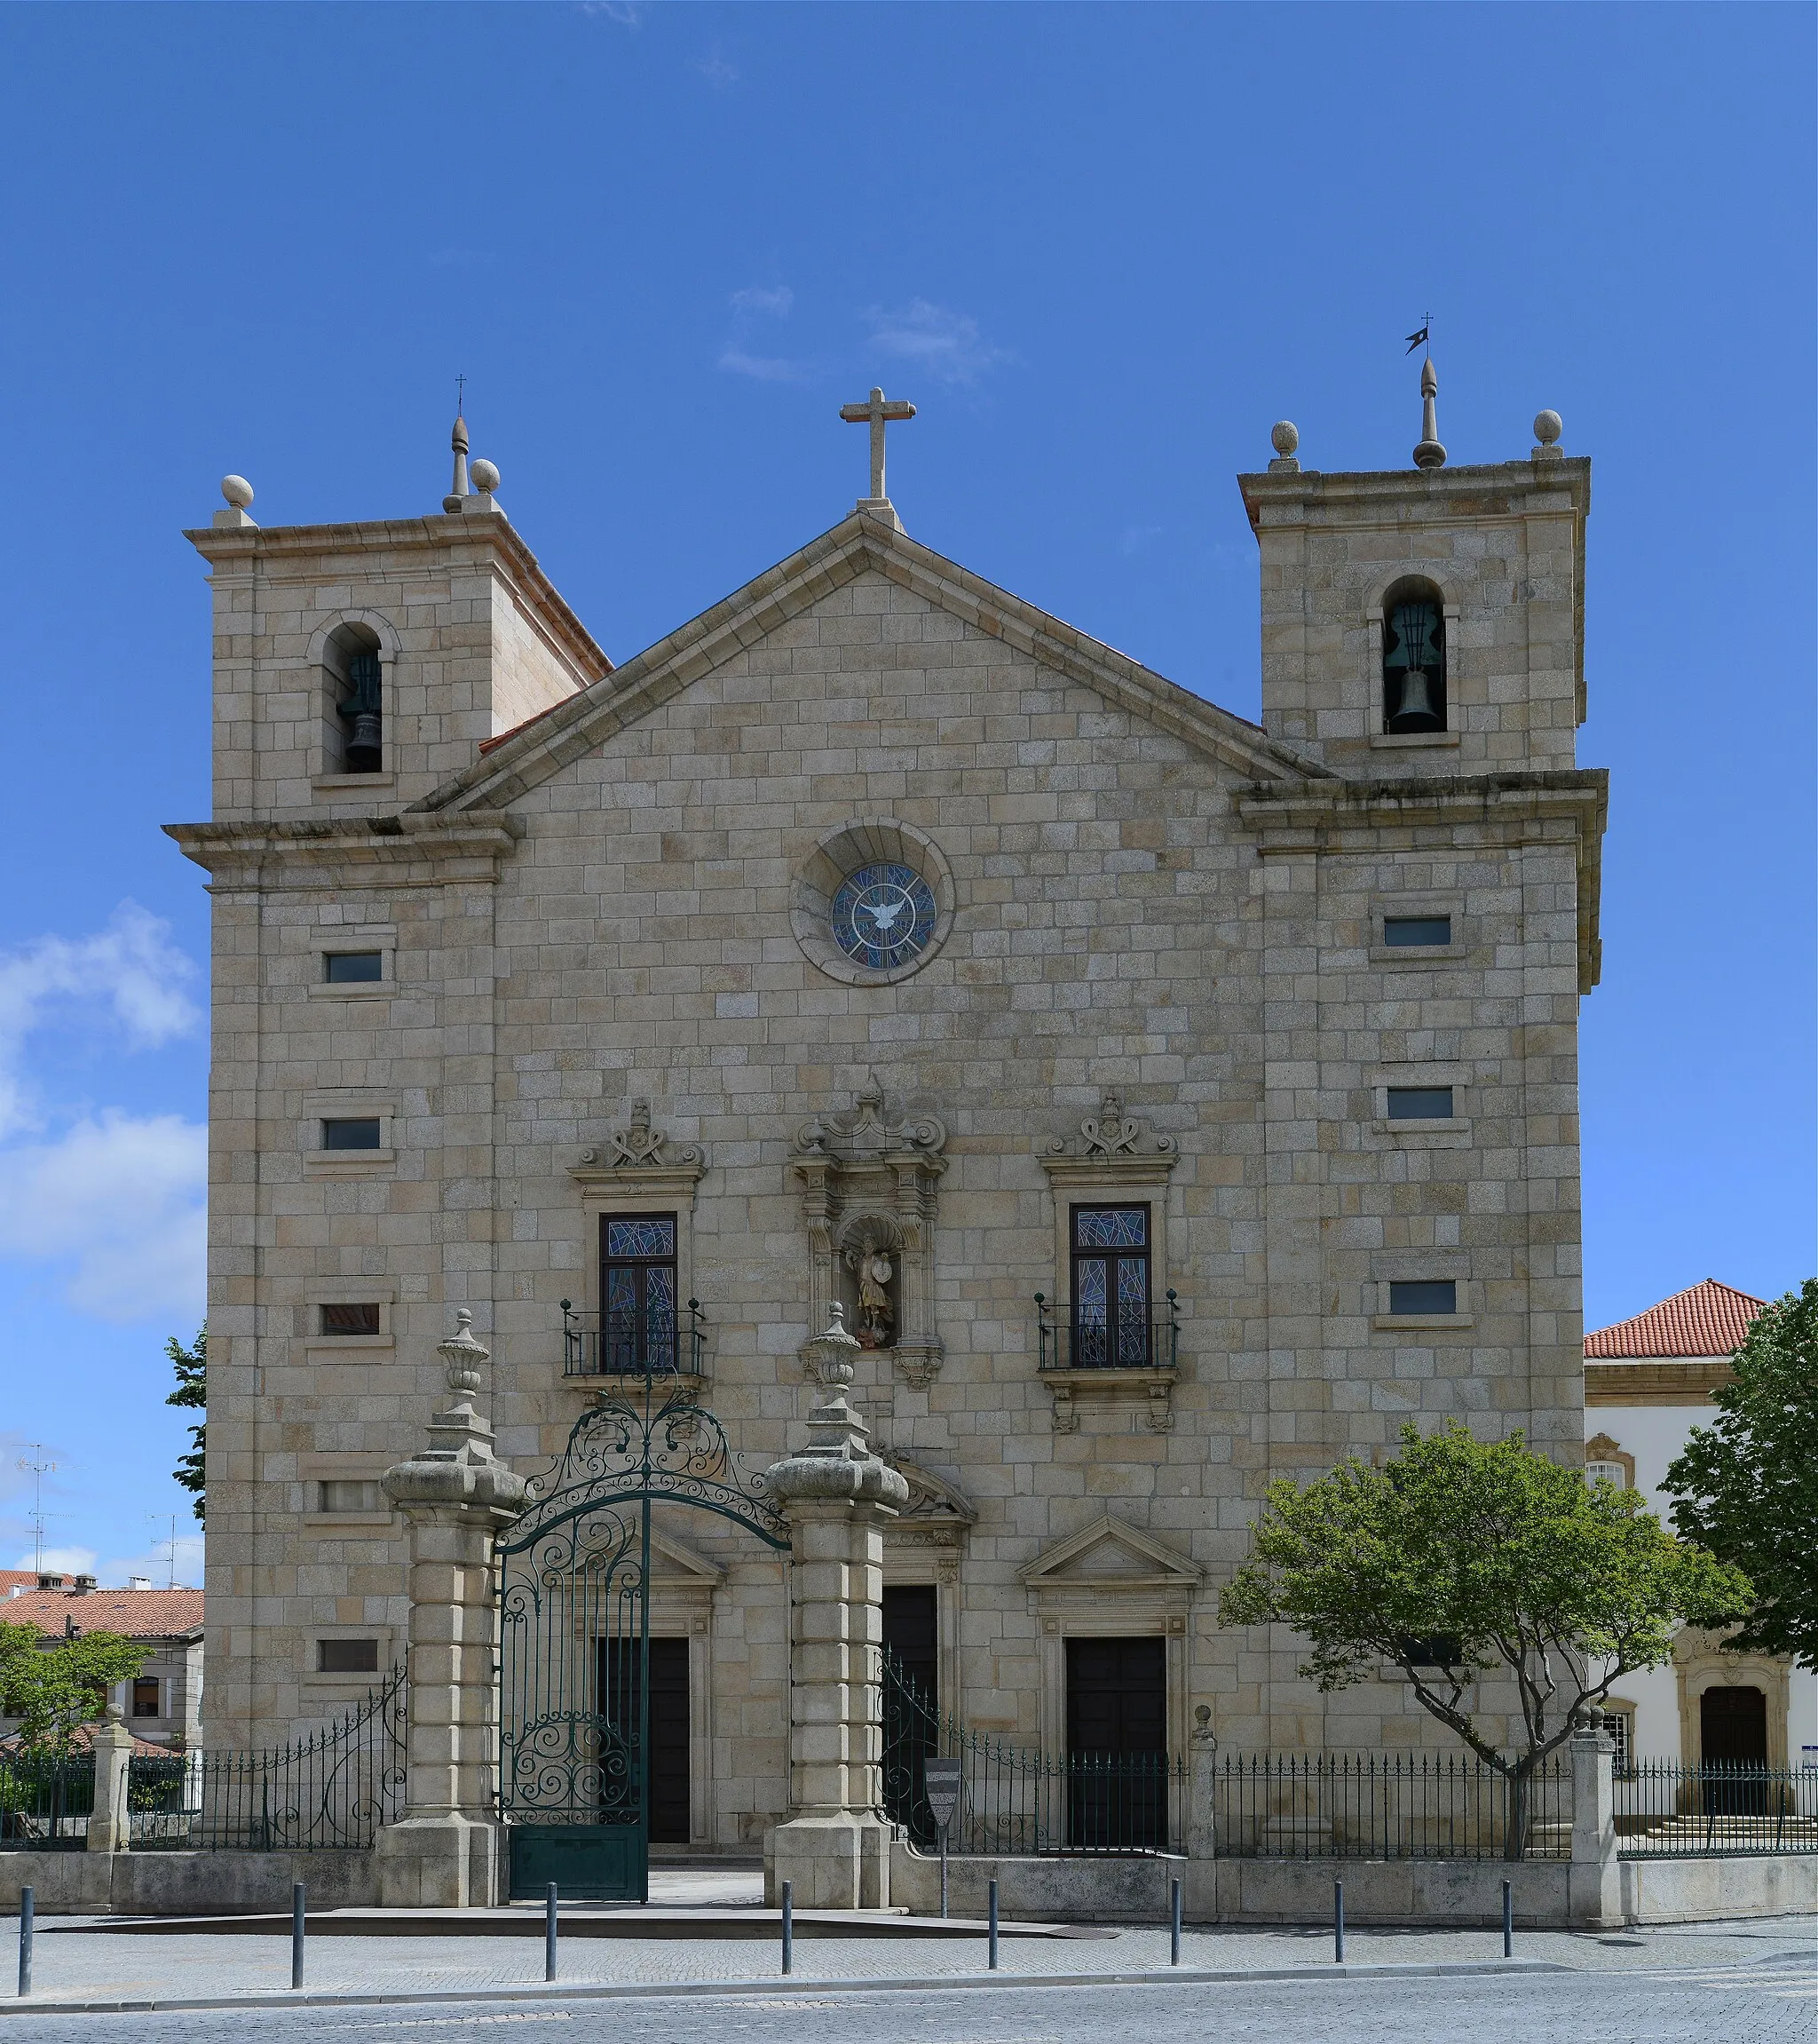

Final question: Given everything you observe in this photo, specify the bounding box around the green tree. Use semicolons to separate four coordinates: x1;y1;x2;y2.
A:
0;1621;148;1754
1663;1278;1818;1670
1218;1420;1751;1856
166;1325;205;1523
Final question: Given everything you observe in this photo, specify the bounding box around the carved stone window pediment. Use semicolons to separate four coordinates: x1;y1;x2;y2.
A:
572;1099;706;1189
1040;1089;1180;1184
790;1073;947;1390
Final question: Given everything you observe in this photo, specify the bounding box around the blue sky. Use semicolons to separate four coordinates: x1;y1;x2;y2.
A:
0;3;1810;1584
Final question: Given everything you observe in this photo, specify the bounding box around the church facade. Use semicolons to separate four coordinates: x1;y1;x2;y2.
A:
171;385;1605;1850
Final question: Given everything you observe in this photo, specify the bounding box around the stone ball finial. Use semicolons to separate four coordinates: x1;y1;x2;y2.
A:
1270;421;1299;457
221;474;254;510
1532;409;1562;446
470;457;501;494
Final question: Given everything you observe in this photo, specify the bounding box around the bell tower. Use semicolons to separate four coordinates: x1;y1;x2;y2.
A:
1240;360;1590;777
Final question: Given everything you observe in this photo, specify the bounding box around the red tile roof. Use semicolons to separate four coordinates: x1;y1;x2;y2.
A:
0;1588;202;1641
0;1571;41;1596
0;1722;178;1757
1584;1279;1768;1360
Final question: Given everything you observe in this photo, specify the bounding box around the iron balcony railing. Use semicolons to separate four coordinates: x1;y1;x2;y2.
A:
0;1749;95;1850
1614;1760;1818;1857
1034;1292;1179;1371
126;1666;406;1852
1212;1751;1572;1862
560;1300;707;1380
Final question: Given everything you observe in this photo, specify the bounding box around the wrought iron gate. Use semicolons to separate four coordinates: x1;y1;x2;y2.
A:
496;1370;788;1901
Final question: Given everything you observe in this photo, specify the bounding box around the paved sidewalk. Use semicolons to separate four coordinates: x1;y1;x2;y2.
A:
4;1911;1813;2013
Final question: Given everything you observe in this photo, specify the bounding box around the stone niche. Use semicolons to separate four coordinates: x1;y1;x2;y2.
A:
790;1073;947;1389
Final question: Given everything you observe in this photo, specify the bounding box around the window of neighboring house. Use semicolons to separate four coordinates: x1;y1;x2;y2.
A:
1383;915;1452;947
324;951;383;984
1387;1086;1455;1121
1070;1206;1153;1367
1389;1279;1457;1315
321;1118;383;1151
318;1479;383;1514
131;1677;161;1718
1585;1460;1628;1489
319;1303;381;1336
600;1216;681;1374
317;1639;379;1675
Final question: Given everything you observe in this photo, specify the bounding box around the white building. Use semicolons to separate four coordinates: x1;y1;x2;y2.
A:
1585;1279;1814;1770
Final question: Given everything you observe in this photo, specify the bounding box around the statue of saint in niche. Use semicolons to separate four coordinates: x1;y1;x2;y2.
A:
847;1242;897;1348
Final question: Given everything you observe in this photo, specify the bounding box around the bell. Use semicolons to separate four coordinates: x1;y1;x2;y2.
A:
1389;667;1441;733
345;711;383;770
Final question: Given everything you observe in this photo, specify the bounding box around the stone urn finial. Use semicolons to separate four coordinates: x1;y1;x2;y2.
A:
437;1307;488;1396
802;1301;860;1388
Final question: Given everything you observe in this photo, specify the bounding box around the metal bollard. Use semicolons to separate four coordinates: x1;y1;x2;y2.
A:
291;1882;306;1991
780;1878;793;1977
1502;1878;1513;1959
1332;1879;1344;1965
16;1888;32;2000
987;1877;999;1971
1170;1876;1182;1966
546;1882;558;1983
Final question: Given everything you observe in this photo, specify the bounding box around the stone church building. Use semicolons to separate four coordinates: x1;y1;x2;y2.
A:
171;376;1605;1851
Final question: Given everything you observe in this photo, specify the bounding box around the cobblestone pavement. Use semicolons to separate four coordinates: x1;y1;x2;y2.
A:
3;1913;1813;2039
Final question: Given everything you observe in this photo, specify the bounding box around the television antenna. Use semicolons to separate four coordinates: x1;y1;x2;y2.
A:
16;1446;65;1574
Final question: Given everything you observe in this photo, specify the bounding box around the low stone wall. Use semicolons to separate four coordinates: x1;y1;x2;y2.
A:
1616;1854;1818;1922
890;1843;1817;1928
0;1850;378;1917
888;1844;1186;1923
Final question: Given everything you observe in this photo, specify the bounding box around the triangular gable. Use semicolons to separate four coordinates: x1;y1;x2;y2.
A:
889;1456;978;1526
1017;1513;1203;1590
411;509;1330;818
647;1528;725;1588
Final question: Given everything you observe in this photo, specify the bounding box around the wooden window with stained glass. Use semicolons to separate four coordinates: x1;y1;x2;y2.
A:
1071;1205;1151;1367
599;1214;680;1374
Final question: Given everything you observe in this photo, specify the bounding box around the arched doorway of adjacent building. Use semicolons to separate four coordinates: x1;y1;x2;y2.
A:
1699;1684;1768;1814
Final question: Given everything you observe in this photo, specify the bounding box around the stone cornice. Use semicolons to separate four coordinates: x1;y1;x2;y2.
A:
163;812;521;889
411;511;1332;816
1585;1359;1732;1406
1236;770;1608;993
1237;456;1592;529
185;513;612;691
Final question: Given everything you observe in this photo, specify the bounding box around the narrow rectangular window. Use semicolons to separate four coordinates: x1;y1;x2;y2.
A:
1070;1206;1151;1367
1389;1279;1458;1315
317;1639;380;1675
1387;1086;1455;1121
321;1118;383;1151
324;951;383;983
1383;915;1452;947
318;1479;383;1514
131;1677;162;1718
319;1303;381;1336
599;1215;680;1374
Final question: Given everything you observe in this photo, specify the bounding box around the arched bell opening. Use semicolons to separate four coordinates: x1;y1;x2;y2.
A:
1380;575;1448;733
324;619;385;773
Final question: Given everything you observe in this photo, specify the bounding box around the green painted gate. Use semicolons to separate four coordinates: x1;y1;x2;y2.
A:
496;1370;789;1902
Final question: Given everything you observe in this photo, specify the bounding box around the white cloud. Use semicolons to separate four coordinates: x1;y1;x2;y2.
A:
577;2;643;24
0;904;200;1140
0;907;206;1324
860;299;1011;387
719;282;814;384
99;1533;204;1590
0;1113;206;1323
692;48;739;89
10;1544;97;1578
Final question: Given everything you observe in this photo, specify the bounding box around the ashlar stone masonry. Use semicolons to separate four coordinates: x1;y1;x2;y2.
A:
170;391;1605;1850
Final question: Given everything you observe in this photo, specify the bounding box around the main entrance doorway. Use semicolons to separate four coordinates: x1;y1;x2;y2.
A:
496;1376;788;1900
1065;1636;1168;1850
1700;1684;1769;1814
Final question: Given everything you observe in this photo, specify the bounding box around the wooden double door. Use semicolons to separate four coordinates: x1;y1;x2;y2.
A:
1065;1636;1168;1851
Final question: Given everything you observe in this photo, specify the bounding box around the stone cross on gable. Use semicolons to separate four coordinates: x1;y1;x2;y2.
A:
839;387;916;505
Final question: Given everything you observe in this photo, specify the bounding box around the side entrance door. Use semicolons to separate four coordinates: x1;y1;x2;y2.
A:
1700;1685;1769;1814
1064;1636;1167;1850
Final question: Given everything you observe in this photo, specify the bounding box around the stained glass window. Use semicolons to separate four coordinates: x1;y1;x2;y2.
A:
1071;1208;1151;1367
830;862;938;971
600;1214;680;1374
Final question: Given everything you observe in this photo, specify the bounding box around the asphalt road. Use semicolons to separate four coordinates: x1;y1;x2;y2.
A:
11;1953;1817;2044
